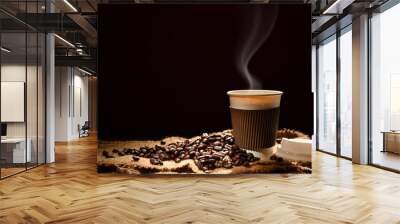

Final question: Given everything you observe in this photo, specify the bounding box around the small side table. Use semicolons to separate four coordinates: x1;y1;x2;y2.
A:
381;131;400;154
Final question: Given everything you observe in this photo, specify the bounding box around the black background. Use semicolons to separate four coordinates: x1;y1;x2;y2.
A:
98;4;313;140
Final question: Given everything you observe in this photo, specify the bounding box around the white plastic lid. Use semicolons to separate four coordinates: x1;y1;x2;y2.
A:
227;90;283;110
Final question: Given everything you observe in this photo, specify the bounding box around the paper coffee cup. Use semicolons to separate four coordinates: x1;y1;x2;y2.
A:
227;90;283;152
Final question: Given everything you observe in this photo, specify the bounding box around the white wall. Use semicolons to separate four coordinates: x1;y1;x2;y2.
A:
1;65;42;137
1;64;46;163
55;66;89;141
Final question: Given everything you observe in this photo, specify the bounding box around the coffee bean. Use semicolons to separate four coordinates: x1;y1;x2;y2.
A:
155;145;165;151
150;158;163;165
224;136;235;145
198;143;207;150
223;144;232;150
115;132;259;172
132;156;140;161
140;147;147;154
159;153;168;160
277;157;283;163
112;149;119;154
122;148;136;155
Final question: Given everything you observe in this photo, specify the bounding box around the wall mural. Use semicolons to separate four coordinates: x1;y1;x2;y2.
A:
97;4;313;174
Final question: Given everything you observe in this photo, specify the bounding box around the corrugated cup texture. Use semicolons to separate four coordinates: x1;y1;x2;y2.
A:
230;107;280;151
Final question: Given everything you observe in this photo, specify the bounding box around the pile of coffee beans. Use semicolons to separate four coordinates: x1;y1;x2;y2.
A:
105;132;260;172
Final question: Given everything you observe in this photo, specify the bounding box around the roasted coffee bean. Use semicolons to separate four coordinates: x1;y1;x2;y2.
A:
277;157;283;163
223;144;232;150
224;136;235;145
129;149;135;154
118;152;124;157
155;145;164;151
150;158;163;165
198;143;207;150
132;156;140;161
270;155;277;160
159;153;168;160
189;151;196;157
140;147;147;154
112;149;119;154
115;132;259;171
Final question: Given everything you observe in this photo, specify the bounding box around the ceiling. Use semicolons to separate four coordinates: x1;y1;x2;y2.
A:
0;0;392;73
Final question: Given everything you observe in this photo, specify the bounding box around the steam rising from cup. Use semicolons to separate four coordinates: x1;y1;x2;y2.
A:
236;7;279;89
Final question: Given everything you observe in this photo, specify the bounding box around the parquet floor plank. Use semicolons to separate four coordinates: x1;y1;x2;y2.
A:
0;135;399;223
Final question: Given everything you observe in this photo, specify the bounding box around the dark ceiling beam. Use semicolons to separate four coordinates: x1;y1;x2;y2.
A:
86;0;98;12
11;13;83;32
55;55;96;71
67;13;97;46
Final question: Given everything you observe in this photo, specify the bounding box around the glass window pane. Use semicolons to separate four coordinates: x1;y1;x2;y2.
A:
1;31;28;177
340;29;352;158
371;4;400;171
38;32;46;165
27;31;38;169
318;36;337;154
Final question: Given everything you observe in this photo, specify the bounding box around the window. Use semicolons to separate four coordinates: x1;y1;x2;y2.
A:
0;1;47;179
317;35;337;154
370;3;400;171
339;28;352;158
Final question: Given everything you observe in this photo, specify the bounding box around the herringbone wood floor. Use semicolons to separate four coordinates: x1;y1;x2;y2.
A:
1;135;400;224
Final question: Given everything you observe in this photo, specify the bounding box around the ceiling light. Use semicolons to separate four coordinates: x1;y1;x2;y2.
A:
78;67;93;76
63;0;78;12
54;34;75;48
1;47;11;53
